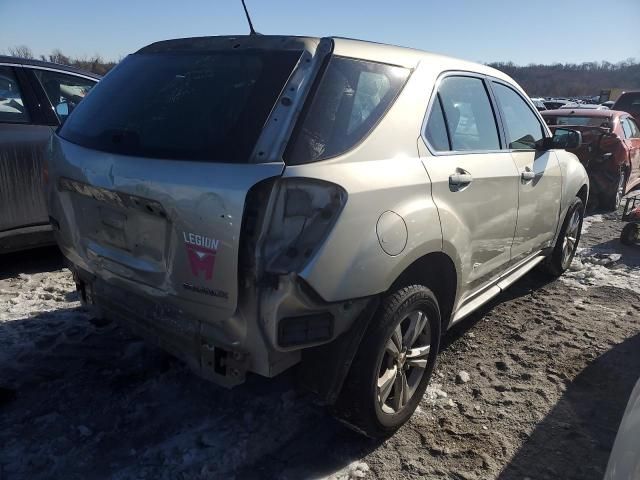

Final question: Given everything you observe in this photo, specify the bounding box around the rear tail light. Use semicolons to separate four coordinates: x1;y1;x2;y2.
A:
262;178;347;274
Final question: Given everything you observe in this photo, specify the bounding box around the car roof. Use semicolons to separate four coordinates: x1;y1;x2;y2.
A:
137;35;516;83
542;109;627;118
0;55;101;80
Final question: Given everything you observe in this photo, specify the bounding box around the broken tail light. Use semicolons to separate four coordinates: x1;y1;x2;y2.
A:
262;178;347;274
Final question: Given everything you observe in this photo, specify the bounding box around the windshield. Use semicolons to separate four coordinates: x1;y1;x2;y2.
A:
545;115;611;127
59;50;301;162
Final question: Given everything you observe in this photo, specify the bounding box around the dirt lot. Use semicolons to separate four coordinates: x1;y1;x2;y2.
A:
1;211;639;480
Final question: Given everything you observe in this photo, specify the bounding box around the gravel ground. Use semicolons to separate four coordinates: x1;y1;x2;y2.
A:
1;211;639;480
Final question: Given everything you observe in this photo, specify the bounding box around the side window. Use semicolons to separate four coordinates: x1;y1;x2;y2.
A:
620;118;632;139
627;118;640;138
437;76;500;151
285;56;409;165
348;71;391;134
492;82;544;149
33;70;96;122
424;94;450;151
0;66;30;123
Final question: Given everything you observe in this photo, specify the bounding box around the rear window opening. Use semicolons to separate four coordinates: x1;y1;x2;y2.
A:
545;116;612;128
284;56;409;165
59;50;302;163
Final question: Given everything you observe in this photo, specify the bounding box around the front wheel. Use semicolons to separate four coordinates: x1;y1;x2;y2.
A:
333;285;441;438
540;197;584;277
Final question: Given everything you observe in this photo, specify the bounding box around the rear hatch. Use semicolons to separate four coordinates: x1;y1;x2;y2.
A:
50;39;310;320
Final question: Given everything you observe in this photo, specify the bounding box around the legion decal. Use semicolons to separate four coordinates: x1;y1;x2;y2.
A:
183;232;219;280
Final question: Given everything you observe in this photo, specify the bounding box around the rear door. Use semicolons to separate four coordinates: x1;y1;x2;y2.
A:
420;74;519;297
490;81;562;264
0;64;53;233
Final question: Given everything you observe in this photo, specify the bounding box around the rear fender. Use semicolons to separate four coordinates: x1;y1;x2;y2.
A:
555;150;589;241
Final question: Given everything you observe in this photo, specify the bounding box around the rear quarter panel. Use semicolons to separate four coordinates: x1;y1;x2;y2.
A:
555;150;589;239
288;62;445;302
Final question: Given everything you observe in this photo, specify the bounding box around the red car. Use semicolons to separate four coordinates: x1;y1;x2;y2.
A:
542;109;640;210
613;91;640;124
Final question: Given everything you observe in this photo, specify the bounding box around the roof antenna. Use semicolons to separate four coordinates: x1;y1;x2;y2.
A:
241;0;260;35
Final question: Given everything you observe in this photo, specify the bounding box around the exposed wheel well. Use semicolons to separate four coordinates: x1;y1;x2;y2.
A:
390;252;457;329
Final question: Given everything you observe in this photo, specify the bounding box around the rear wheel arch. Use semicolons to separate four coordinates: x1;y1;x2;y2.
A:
389;252;457;330
577;183;588;206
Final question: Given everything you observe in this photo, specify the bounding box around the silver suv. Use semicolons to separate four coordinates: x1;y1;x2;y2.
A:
47;35;588;437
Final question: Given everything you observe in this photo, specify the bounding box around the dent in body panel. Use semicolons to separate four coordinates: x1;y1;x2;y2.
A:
420;149;519;305
48;136;286;322
509;150;562;264
257;273;369;352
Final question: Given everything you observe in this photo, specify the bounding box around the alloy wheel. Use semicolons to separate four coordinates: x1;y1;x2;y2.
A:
376;310;432;414
561;207;581;268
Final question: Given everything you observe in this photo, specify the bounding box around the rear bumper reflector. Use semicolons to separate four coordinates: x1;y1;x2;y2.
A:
278;313;334;348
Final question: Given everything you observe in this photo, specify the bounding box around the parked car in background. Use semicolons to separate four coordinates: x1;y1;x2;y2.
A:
544;99;578;110
601;100;615;109
530;98;547;111
542;108;640;209
559;104;609;110
612;90;640;124
0;56;99;253
47;34;588;438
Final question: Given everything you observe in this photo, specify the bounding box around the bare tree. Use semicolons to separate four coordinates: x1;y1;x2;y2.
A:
7;45;34;59
47;49;71;65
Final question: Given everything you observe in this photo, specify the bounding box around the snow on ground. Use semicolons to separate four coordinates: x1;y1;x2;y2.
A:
562;248;640;291
561;212;640;291
580;213;603;234
1;212;640;479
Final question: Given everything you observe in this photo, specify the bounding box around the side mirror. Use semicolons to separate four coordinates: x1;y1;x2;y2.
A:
55;102;69;121
539;128;581;150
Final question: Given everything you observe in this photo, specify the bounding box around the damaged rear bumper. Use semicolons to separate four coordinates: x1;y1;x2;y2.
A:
72;267;250;388
71;265;372;391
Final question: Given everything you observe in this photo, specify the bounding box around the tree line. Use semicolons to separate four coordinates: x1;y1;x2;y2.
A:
5;45;639;98
6;45;117;77
487;60;639;98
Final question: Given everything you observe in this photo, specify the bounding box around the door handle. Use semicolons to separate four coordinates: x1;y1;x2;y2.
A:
449;171;473;187
521;167;536;182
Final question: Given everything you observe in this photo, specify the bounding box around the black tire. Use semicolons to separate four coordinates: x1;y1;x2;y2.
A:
540;197;584;277
333;285;441;438
620;223;640;246
600;169;626;211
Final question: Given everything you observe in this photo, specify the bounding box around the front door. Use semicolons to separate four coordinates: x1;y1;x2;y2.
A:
490;81;562;264
420;75;519;298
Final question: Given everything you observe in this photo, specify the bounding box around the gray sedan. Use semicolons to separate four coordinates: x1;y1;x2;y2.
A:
0;56;99;253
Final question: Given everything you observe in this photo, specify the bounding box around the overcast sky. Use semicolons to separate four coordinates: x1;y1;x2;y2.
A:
2;0;639;64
